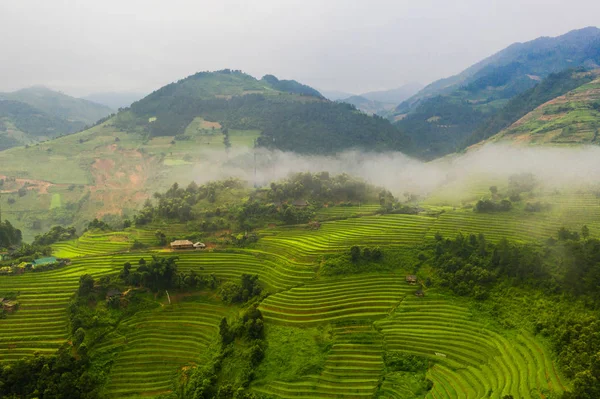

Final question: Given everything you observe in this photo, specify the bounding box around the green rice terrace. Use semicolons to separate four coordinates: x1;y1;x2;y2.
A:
2;172;600;399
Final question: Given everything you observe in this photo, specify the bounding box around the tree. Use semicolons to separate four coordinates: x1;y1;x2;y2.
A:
155;230;167;246
582;225;590;239
78;275;94;296
490;186;498;196
219;317;233;345
350;245;361;262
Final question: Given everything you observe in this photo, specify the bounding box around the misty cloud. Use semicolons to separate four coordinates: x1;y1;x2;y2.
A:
188;144;600;199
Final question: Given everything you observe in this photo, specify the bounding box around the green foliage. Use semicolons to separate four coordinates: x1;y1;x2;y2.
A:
219;274;262;304
0;220;22;248
383;351;429;372
121;255;179;292
86;218;110;231
32;225;77;246
474;199;512;213
0;345;101;399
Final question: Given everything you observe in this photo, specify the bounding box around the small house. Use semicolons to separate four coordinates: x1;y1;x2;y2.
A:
31;256;58;268
406;275;418;285
170;240;194;250
1;299;18;313
193;242;206;249
415;289;425;297
106;289;122;299
0;252;9;261
292;199;309;208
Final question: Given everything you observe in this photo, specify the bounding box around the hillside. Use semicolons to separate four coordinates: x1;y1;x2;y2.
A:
0;100;80;150
337;83;424;115
82;91;146;110
0;86;114;151
1;86;114;125
360;82;424;104
336;95;394;115
393;27;600;158
114;69;409;154
484;74;600;145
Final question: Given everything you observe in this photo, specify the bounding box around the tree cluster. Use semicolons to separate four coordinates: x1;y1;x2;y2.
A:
0;220;22;249
219;274;262;304
0;345;101;399
32;225;77;246
474;199;512;213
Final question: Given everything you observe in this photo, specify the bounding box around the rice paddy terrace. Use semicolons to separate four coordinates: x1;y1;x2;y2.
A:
3;189;595;397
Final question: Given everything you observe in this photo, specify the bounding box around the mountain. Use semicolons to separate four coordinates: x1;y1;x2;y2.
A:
336;95;395;115
115;69;409;154
393;27;600;159
0;99;91;150
482;71;600;146
319;89;355;101
0;86;115;151
360;82;424;104
82;91;146;110
463;68;599;148
1;86;114;125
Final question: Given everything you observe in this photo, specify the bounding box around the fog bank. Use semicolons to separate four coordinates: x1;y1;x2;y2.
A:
190;144;600;197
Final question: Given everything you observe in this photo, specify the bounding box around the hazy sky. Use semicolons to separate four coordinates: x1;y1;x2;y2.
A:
1;0;599;97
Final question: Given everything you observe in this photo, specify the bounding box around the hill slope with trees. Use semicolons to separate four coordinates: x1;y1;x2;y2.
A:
392;27;600;158
113;69;410;154
0;86;114;150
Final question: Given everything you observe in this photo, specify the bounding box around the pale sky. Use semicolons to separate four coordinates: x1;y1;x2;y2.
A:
1;0;599;96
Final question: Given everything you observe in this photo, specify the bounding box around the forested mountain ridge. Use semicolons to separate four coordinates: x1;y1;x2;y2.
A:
113;69;410;154
1;86;113;125
0;86;114;151
392;27;600;159
482;71;600;146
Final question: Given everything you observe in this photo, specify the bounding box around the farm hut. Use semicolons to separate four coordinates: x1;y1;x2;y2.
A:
193;242;206;249
406;275;418;284
31;256;58;268
415;289;425;297
293;199;309;208
170;240;194;250
1;299;18;313
106;289;122;299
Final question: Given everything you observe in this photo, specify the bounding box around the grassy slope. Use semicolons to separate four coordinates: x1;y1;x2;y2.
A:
1;86;114;125
0;117;259;241
487;76;600;145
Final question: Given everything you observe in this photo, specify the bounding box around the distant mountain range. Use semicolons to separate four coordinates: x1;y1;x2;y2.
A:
392;26;600;159
82;91;146;110
0;86;114;150
322;83;424;115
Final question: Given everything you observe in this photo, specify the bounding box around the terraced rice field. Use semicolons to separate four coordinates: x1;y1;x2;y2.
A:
174;251;315;291
96;301;230;398
259;274;412;326
52;224;190;258
52;231;135;258
255;324;384;398
258;214;435;261
315;204;381;220
425;193;600;243
376;292;566;398
0;256;120;361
